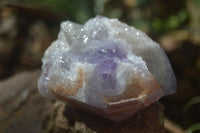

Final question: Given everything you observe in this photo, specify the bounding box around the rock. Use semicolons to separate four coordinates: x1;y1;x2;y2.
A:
0;6;52;79
0;70;164;133
38;16;176;121
64;102;164;133
0;70;52;133
0;7;18;79
19;21;52;68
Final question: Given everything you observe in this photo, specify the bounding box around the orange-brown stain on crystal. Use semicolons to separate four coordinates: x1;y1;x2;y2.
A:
50;67;84;96
103;71;164;115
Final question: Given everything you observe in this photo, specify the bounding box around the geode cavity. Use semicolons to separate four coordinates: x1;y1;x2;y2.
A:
38;16;176;122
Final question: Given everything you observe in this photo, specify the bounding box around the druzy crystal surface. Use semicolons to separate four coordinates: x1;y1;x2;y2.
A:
38;16;176;122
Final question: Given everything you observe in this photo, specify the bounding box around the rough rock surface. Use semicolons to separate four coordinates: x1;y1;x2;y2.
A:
0;70;164;133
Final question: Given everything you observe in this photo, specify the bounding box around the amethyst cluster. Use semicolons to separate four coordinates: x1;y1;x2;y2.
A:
38;16;176;122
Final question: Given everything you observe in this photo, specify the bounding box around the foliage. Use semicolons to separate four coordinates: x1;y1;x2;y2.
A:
37;0;96;23
184;96;200;133
1;0;190;35
183;96;200;113
187;123;200;133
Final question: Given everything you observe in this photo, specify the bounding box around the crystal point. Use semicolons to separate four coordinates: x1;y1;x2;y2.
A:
38;16;176;122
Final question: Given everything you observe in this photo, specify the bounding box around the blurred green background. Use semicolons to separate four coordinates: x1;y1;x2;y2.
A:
0;0;200;132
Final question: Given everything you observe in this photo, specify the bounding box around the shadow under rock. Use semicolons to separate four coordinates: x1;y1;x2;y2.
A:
63;102;164;133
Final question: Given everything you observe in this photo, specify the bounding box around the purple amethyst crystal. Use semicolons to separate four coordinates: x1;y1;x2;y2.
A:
38;16;176;122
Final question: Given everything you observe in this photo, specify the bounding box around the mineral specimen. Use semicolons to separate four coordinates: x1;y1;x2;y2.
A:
38;16;176;122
